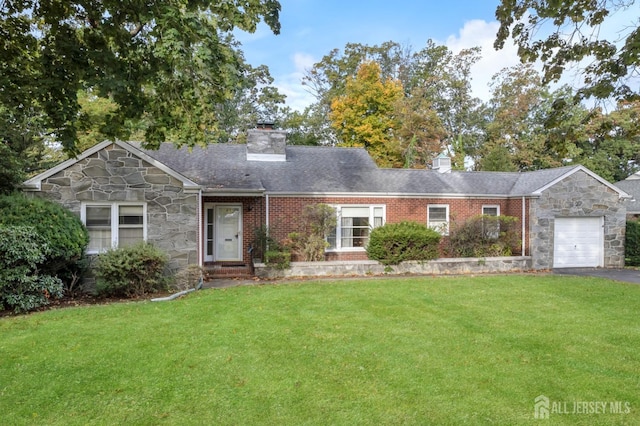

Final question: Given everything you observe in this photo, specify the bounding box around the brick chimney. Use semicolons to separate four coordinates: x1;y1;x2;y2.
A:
246;122;287;162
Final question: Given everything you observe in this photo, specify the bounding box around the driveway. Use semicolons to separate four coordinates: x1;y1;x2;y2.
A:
553;268;640;284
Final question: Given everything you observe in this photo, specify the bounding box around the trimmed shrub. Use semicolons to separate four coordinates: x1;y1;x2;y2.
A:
625;220;640;266
367;221;441;265
95;242;169;298
0;226;64;313
0;194;89;293
445;215;520;258
265;250;291;269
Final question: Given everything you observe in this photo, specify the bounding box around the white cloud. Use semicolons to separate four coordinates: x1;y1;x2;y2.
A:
445;19;521;101
275;52;318;112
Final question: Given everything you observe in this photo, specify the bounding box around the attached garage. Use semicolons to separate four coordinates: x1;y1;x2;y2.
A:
553;217;604;268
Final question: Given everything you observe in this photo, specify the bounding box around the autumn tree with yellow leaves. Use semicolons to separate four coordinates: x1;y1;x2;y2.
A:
329;61;404;167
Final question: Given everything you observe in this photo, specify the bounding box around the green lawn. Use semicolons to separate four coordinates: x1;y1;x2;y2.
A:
1;275;639;425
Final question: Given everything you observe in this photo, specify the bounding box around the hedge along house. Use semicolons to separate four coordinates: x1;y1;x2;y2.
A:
23;125;630;278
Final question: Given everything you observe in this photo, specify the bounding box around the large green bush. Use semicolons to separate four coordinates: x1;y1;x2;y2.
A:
0;226;64;313
0;194;89;292
95;242;169;298
367;221;441;265
625;220;640;266
445;215;520;258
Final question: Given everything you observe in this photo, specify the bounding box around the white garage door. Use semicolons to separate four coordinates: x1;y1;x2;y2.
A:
553;217;604;268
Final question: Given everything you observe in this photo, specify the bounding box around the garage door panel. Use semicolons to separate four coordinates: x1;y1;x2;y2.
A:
553;217;603;268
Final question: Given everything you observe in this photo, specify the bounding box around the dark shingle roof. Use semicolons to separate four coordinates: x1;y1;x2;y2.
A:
132;142;584;197
613;179;640;213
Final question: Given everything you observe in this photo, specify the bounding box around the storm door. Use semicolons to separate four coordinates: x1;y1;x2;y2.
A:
204;204;242;262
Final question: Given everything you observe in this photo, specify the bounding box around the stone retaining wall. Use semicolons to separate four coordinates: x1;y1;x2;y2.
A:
255;256;533;279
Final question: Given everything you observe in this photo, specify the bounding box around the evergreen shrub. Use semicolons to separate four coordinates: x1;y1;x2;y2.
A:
95;242;169;298
0;194;89;293
367;221;441;265
445;215;520;258
625;220;640;266
0;226;64;313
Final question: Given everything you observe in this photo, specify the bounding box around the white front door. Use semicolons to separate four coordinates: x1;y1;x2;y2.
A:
204;205;242;262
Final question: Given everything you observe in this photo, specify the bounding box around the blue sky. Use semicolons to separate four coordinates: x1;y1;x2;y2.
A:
236;0;521;110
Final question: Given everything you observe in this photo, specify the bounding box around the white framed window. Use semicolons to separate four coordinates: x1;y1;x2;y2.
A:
82;203;147;253
327;205;385;250
428;204;449;235
482;205;500;217
482;205;500;239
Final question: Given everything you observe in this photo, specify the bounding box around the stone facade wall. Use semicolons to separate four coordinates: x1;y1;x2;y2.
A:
529;170;626;269
29;144;199;272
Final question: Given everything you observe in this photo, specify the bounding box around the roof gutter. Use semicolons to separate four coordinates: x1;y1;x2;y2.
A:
201;188;265;197
262;191;537;199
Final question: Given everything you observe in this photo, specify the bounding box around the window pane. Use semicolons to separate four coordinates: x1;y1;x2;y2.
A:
429;207;447;220
342;216;370;247
119;205;144;225
87;229;112;252
86;206;111;227
118;205;144;248
342;207;370;217
86;206;111;251
119;228;144;248
327;227;337;250
428;206;449;235
483;207;498;216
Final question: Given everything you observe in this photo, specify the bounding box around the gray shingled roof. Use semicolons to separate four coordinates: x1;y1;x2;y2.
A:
613;179;640;213
132;142;583;197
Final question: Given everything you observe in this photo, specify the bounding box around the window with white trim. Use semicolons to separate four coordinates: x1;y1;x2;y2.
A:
327;205;385;250
482;205;499;217
427;205;449;235
83;203;146;253
482;205;500;239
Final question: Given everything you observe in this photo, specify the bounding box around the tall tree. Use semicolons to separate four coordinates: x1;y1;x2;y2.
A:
409;41;486;164
495;0;640;101
0;0;281;155
480;64;561;171
394;87;446;168
215;64;287;144
329;61;404;167
573;100;640;181
299;40;485;158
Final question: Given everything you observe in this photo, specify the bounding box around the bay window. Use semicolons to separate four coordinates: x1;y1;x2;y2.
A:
83;203;146;253
327;205;385;250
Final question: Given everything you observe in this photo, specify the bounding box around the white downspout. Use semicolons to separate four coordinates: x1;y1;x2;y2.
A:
265;193;270;252
522;196;526;256
265;193;270;233
198;190;203;267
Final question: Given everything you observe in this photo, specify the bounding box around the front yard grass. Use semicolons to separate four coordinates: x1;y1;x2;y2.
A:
1;274;639;425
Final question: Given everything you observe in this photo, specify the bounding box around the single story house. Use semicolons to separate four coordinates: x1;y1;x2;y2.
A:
23;126;630;277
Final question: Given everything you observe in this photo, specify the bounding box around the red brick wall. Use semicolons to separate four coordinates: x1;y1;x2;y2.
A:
200;195;530;263
264;196;528;261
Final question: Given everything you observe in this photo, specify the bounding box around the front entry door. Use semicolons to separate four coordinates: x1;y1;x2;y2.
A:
205;205;242;262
